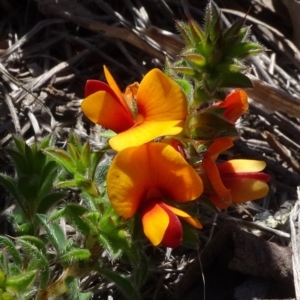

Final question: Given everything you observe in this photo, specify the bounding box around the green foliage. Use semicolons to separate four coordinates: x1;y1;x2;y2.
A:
185;113;238;139
168;0;263;103
0;136;66;233
43;132;109;198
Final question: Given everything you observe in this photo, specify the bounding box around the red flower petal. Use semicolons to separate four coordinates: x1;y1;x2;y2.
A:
85;80;117;98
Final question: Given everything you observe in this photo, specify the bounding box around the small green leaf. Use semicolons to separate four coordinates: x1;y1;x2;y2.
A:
38;135;53;149
65;204;91;235
5;149;30;176
176;21;194;47
36;214;66;254
78;292;93;300
43;148;76;175
17;175;39;202
11;136;26;155
90;150;106;181
170;66;195;76
180;53;206;66
6;270;36;292
219;72;253;88
18;236;46;254
81;142;91;170
18;239;50;291
0;236;22;268
31;150;47;175
0;174;26;213
230;42;264;59
38;192;66;214
60;248;90;263
68;132;83;151
189;20;205;43
99;130;116;138
185;113;238;139
38;161;58;199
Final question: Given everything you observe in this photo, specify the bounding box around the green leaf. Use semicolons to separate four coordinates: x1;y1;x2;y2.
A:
18;236;46;254
170;66;195;76
99;130;116;138
80;212;100;234
0;236;22;268
68;132;83;151
95;158;110;186
65;204;91;235
229;42;264;59
193;86;215;106
5;149;30;176
36;214;66;254
189;20;205;43
11;136;26;155
17;175;39;202
185;113;238;140
96;267;141;300
67;143;79;163
18;239;50;291
60;248;90;264
43;148;76;175
176;21;194;47
38;191;66;214
78;292;93;300
219;72;253;88
6;270;36;292
30;150;47;175
127;244;148;287
81;142;91;170
38;161;58;199
38;135;53;149
0;174;26;213
90;150;106;181
180;53;206;66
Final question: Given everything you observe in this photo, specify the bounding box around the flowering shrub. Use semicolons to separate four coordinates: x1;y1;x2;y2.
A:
0;2;270;300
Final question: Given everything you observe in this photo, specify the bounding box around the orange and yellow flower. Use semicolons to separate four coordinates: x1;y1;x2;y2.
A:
81;66;188;151
201;137;270;209
107;143;203;248
207;89;249;123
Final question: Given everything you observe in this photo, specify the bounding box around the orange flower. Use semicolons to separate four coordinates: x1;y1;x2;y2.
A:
107;143;203;248
81;66;188;151
201;137;270;209
208;89;249;123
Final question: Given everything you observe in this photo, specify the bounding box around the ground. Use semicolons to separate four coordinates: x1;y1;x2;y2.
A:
0;0;300;299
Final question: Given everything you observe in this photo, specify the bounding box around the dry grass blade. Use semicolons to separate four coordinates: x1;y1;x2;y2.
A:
247;78;300;118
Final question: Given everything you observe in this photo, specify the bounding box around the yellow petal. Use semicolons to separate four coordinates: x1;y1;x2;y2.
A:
141;201;169;246
81;91;134;133
103;65;129;113
222;177;269;203
218;159;266;174
107;145;149;218
137;68;187;122
164;204;203;229
202;155;232;206
107;143;203;218
109;120;184;151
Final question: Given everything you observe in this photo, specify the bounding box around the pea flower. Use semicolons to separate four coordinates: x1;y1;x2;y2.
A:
107;143;203;248
185;90;248;140
81;66;188;151
208;89;249;123
201;137;270;209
